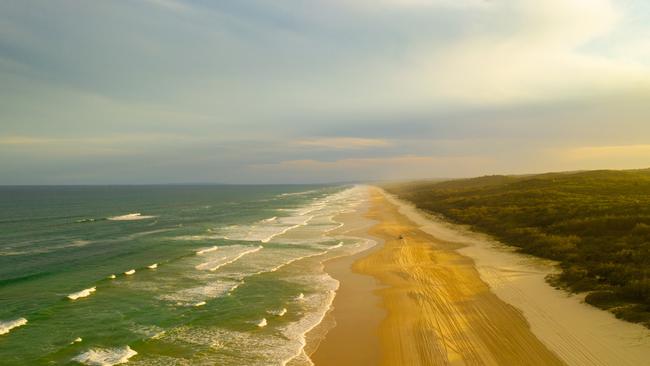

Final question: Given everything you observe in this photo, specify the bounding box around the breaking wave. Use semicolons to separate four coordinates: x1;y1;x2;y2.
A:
68;287;97;300
72;346;137;366
196;246;219;255
0;318;28;335
107;213;156;221
195;246;263;272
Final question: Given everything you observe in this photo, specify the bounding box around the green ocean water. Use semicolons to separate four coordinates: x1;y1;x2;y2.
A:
0;185;371;365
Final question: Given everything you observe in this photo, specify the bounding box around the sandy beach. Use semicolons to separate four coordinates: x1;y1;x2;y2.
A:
310;186;650;365
302;193;384;366
383;190;650;366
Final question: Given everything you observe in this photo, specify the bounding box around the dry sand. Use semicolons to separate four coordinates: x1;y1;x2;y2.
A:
384;190;650;366
313;186;565;365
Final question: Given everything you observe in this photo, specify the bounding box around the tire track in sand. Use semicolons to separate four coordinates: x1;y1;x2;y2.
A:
352;187;565;365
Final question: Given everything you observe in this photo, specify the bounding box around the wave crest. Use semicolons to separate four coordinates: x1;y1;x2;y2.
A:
108;213;156;221
72;346;137;366
196;246;219;255
0;318;28;335
68;287;97;300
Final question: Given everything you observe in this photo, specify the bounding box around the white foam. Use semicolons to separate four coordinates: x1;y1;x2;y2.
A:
151;331;166;340
260;220;311;243
262;216;277;223
76;218;97;223
139;186;370;365
72;346;137;366
278;190;317;197
155;326;297;364
108;213;156;221
279;272;341;366
159;281;241;306
124;269;135;275
214;214;314;244
195;246;263;272
268;308;287;317
266;243;343;273
147;263;158;269
71;337;83;344
174;234;221;241
194;301;206;307
108;274;116;279
0;318;28;335
257;318;268;328
68;287;97;300
196;246;219;255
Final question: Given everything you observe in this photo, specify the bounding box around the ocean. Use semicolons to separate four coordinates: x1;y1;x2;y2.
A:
0;184;372;365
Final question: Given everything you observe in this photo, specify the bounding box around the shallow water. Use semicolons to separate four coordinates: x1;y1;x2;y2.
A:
0;185;370;365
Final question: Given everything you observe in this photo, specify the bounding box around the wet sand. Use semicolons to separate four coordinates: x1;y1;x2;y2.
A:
312;186;564;365
308;200;386;366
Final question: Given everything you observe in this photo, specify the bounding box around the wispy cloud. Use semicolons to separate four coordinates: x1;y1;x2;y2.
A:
0;136;53;145
567;144;650;159
1;0;650;183
0;134;194;146
295;137;392;150
249;155;493;181
140;0;190;12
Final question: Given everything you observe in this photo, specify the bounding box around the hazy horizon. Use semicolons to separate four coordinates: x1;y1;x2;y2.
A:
3;166;650;186
2;0;649;184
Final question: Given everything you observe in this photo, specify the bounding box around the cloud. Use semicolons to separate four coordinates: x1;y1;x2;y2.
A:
567;144;650;160
140;0;190;12
0;136;52;145
295;137;392;150
383;0;650;106
0;134;198;158
1;0;650;183
249;155;494;181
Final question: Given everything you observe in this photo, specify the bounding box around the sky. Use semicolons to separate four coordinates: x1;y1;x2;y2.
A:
1;0;649;184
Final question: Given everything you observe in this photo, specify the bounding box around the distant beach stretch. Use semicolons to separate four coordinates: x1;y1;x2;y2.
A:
309;186;650;366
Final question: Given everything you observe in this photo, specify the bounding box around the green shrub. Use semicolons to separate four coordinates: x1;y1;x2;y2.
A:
385;168;650;328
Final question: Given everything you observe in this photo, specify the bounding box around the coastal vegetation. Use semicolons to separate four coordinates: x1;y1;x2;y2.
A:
384;169;650;327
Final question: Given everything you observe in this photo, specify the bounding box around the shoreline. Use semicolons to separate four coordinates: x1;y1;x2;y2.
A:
306;191;386;365
309;185;650;365
311;186;564;365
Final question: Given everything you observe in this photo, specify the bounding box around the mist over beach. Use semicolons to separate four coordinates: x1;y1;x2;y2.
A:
1;1;650;365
